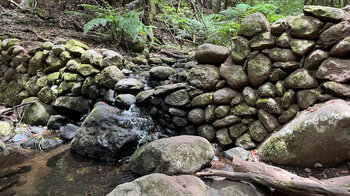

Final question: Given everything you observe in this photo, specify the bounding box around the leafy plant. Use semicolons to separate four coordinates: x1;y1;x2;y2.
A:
67;1;154;46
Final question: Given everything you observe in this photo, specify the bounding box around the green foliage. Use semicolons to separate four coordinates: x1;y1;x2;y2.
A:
67;1;154;46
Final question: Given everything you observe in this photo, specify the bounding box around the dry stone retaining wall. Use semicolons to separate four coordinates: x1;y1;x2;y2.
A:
136;5;350;149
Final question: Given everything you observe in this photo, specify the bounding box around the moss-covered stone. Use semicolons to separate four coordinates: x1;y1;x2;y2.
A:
229;123;247;138
81;49;103;66
41;41;54;50
321;81;350;98
22;97;57;126
60;51;72;63
44;54;64;74
258;109;279;132
276;32;290;48
0;81;23;106
0;121;13;136
251;32;275;50
214;105;230;119
281;89;296;109
62;72;83;82
191;93;214;107
230;103;257;116
47;72;61;84
242;86;258;107
288;15;323;39
38;86;55;103
235;133;256;150
95;66;125;89
296;89;320;109
77;64;100;76
197;125;215;141
290;39;315;56
285;69;318;89
238;12;269;37
303;5;345;22
220;64;249;89
247;53;271;87
279;104;299;123
216;128;233;146
249;120;268;142
188;108;205;125
267;48;299;62
28;51;46;75
256;98;282;114
230;36;251;64
165;89;191;107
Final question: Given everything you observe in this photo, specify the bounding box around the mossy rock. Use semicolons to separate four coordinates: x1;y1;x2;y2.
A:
76;64;100;76
22;97;57;126
230;103;257;116
0;81;23;106
285;69;318;89
187;65;220;91
216;128;233;146
303;5;345;22
288;15;323;39
220;64;249;89
230;36;251;64
247;53;271;87
238;12;269;37
95;66;125;89
321;81;350;98
235;133;256;150
28;51;46;75
191;93;214;107
38;86;55;104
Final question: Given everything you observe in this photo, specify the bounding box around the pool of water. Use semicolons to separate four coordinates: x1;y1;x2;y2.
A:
0;144;135;196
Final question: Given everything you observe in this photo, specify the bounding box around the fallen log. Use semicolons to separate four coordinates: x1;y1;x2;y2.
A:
196;157;350;196
0;101;34;121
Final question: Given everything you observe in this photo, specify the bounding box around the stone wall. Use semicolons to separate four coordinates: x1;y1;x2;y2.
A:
135;5;350;149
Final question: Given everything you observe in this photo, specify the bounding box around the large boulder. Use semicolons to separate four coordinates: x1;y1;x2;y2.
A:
230;36;251;64
247;53;271;87
284;69;318;89
303;5;345;22
95;66;126;89
329;36;350;57
187;65;220;91
316;58;350;83
71;102;158;161
195;43;229;65
150;66;176;80
238;12;269;37
258;99;350;167
114;78;144;94
129;135;214;175
107;173;210;196
288;15;323;39
321;81;350;98
317;21;350;49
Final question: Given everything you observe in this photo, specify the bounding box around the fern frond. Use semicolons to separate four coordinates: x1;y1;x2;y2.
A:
83;18;108;34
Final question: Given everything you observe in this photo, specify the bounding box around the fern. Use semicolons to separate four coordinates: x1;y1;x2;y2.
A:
83;18;108;34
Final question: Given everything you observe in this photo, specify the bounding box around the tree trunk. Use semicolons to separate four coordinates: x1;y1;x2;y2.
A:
224;0;228;9
216;0;221;13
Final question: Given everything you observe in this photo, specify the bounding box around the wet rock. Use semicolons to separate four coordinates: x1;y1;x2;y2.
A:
281;89;296;109
47;115;67;130
213;115;241;128
258;109;279;132
329;36;350;57
288;15;323;39
107;173;210;196
235;133;256;150
297;89;320;109
114;78;144;94
22;137;63;151
191;93;214;107
52;96;89;113
276;32;290;48
71;103;149;161
213;88;239;105
229;123;248;138
153;83;187;96
169;108;187;117
115;94;136;109
188;65;220;91
316;58;350;83
284;69;318;89
290;39;315;56
95;66;126;89
317;21;350;49
22;97;57;126
304;49;328;70
257;82;276;97
214;105;230;119
165;89;190;107
60;123;79;141
242;87;258;107
272;61;300;70
247;53;271;87
256;98;282;114
195;43;229;65
303;5;345;22
150;66;176;80
230;103;257;116
249;120;268;142
238;12;269;37
271;17;289;35
222;147;249;161
267;48;299;62
205;105;216;123
130;135;214;175
230;36;251;64
258;99;350;167
216;128;233;146
197;125;215;141
269;68;287;82
136;89;154;104
279;104;299;123
81;50;103;66
321;81;350;98
188;108;205;125
220;64;248;89
251;32;275;50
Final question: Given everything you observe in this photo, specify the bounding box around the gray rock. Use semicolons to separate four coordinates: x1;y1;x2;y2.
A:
195;43;229;65
216;128;233;146
191;93;214;107
22;97;57;126
220;63;249;89
114;78;144;94
251;32;275;50
249;120;268;142
316;58;350;83
222;147;249;161
60;123;79;141
297;89;320;109
213;88;239;105
279;104;299;123
317;21;350;49
272;61;300;70
304;49;328;70
205;105;216;123
256;98;282;114
47;115;67;130
188;65;220;91
95;66;126;89
290;39;315;56
258;109;279;132
321;81;350;98
213;115;241;128
257;82;276;97
136;89;154;104
153;83;187;96
169;107;187;117
107;173;210;196
165;89;190;107
235;133;256;150
197;125;215;141
281;89;296;109
230;36;251;64
214;105;230;119
288;15;323;39
271;17;289;35
52;96;89;113
267;48;299;62
276;32;290;48
188;108;205;125
330;36;350;57
115;94;136;109
22;137;63;151
129;135;214;175
303;5;345;22
243;87;258;107
258;99;350;167
150;66;176;80
247;53;271;87
229;123;247;138
269;68;287;82
238;12;269;37
284;69;318;89
172;116;188;127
